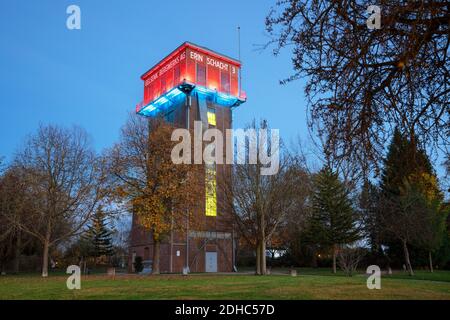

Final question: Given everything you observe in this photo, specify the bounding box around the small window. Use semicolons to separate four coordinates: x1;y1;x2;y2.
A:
205;164;216;217
220;71;230;94
174;65;180;85
207;107;216;126
160;78;166;94
196;63;206;86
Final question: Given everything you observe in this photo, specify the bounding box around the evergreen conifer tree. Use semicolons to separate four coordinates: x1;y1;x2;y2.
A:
309;166;360;273
359;181;384;263
83;207;114;264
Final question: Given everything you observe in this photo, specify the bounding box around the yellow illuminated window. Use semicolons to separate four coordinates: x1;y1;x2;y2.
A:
207;108;216;126
205;165;216;216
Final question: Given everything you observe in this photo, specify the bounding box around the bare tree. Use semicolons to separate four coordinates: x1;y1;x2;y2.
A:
338;245;365;276
14;125;105;277
0;170;17;274
445;156;450;194
0;166;37;274
379;182;429;276
266;0;449;172
220;120;301;275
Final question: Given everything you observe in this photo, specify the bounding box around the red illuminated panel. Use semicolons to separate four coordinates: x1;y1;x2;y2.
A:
141;42;242;105
185;46;240;96
185;51;196;84
142;49;186;104
207;59;219;90
230;64;239;97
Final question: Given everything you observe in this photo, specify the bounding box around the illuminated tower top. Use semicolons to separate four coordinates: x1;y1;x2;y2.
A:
136;42;246;117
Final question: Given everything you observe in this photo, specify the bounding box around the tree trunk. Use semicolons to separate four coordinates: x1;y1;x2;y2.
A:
260;239;267;275
152;238;160;275
42;239;50;277
402;240;414;276
13;230;21;274
41;224;52;278
428;251;434;273
259;204;266;275
255;242;261;275
41;220;52;278
311;247;318;268
83;260;87;275
332;244;337;274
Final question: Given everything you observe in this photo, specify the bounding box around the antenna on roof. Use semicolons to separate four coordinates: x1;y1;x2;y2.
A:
237;26;242;97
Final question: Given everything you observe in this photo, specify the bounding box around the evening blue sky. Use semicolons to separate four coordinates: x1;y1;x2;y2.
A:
0;0;308;158
0;1;447;184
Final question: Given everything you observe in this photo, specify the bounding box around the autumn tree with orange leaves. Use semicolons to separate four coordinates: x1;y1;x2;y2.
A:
109;114;201;274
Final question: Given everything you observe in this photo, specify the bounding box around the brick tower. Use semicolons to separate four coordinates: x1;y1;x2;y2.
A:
129;42;246;273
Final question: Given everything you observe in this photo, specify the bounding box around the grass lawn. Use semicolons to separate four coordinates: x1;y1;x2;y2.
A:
1;269;450;300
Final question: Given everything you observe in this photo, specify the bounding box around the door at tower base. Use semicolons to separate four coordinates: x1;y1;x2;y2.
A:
205;252;218;272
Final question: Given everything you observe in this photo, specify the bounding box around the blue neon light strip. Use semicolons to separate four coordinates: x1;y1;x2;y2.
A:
139;87;184;116
137;85;244;117
195;87;241;107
